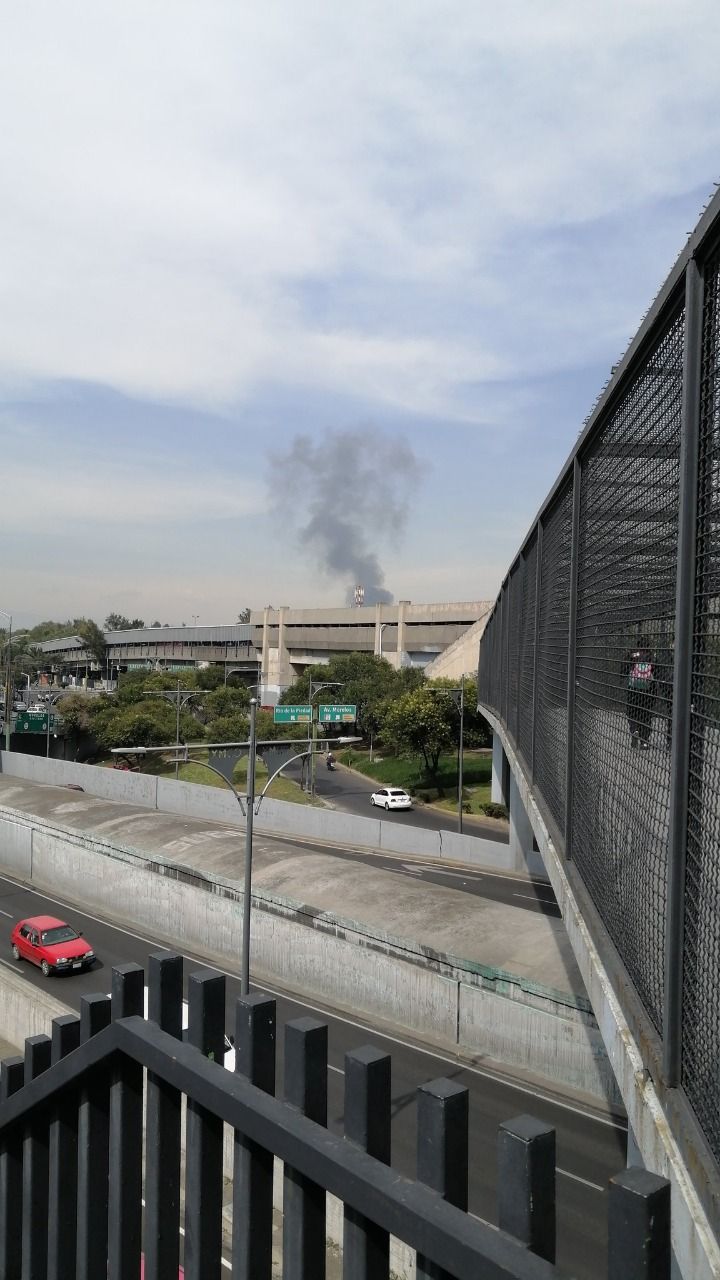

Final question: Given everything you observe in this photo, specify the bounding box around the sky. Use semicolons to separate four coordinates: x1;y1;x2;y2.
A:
3;0;720;629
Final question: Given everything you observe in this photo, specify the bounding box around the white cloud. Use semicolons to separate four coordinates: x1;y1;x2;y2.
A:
0;456;265;532
1;1;719;415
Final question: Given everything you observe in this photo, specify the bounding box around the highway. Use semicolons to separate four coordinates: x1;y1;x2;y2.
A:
0;870;625;1278
299;760;509;844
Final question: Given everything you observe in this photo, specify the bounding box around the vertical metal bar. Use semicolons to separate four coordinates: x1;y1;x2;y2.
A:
416;1078;468;1280
22;1034;52;1280
108;964;144;1280
564;456;582;856
503;579;511;728
232;993;276;1280
242;696;258;995
343;1046;391;1280
144;952;183;1280
76;995;112;1280
664;257;704;1086
48;1015;81;1280
530;521;544;781
0;1056;25;1279
607;1168;670;1280
497;1114;556;1263
283;1018;328;1280
184;971;226;1280
514;557;523;747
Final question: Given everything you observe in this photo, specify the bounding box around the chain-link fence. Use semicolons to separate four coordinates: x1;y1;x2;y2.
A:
477;197;720;1176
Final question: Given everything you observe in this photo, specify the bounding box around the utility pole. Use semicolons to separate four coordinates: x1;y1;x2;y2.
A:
1;610;12;753
308;680;343;798
143;682;200;779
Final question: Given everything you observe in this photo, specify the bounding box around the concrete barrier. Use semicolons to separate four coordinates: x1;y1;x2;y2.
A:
1;751;517;875
0;800;615;1103
0;813;33;879
0;962;72;1047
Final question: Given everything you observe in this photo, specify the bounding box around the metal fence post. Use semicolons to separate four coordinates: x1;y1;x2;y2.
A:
48;1014;81;1280
77;994;112;1280
497;1114;556;1263
233;993;277;1280
663;257;703;1086
343;1046;391;1280
144;952;184;1280
22;1034;52;1279
607;1168;671;1280
530;520;543;781
564;456;582;856
108;964;144;1280
416;1078;468;1280
184;971;226;1280
0;1055;24;1279
283;1018;328;1280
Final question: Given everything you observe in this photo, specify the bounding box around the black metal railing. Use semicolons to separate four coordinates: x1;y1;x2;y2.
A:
0;955;670;1279
477;188;720;1180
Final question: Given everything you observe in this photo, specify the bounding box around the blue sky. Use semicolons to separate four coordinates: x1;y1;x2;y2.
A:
3;1;720;628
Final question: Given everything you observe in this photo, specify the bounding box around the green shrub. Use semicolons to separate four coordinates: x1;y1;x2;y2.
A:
481;802;508;819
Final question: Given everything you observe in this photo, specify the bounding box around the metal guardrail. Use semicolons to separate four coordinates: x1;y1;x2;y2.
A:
0;956;670;1279
478;189;720;1178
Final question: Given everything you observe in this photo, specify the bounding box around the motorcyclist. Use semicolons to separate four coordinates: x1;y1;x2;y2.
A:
326;750;336;770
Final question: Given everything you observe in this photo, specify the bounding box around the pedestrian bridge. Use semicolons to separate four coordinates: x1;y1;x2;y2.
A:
477;188;720;1278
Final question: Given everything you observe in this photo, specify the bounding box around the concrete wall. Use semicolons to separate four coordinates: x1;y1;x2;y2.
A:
0;800;613;1105
0;751;520;876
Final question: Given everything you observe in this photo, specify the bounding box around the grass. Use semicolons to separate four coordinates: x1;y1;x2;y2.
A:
99;751;320;805
336;747;499;814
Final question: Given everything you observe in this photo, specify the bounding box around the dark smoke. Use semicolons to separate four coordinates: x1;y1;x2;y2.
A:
269;428;421;604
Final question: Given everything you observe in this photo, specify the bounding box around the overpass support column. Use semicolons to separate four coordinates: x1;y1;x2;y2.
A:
491;734;509;806
509;772;535;873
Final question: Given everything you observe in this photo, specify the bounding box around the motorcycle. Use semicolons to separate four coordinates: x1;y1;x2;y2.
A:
326;755;336;771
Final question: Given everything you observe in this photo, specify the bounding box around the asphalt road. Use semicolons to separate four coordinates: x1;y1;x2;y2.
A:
0;871;626;1278
310;845;562;918
301;761;509;844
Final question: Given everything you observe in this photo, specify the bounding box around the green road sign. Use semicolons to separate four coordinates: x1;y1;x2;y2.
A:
318;704;357;724
273;705;312;723
14;712;55;734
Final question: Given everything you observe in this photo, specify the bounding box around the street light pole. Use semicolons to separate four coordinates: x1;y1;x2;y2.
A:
0;610;12;753
143;682;200;780
308;680;343;799
428;678;466;834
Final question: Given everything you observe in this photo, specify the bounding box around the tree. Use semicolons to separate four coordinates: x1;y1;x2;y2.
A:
205;712;249;743
105;614;145;631
236;608;251;623
280;652;405;740
379;688;455;775
204;686;250;719
76;619;107;666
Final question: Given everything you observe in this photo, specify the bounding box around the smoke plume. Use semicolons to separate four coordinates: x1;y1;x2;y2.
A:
269;428;421;604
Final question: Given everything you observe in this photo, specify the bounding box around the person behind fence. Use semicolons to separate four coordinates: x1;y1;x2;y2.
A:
626;639;656;748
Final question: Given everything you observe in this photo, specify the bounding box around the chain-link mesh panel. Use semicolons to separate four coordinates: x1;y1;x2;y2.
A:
478;607;500;712
500;583;509;725
571;307;684;1034
684;248;720;1165
518;535;538;768
534;481;573;838
507;561;523;744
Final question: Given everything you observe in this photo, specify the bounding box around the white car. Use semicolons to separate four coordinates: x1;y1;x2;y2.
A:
370;787;413;811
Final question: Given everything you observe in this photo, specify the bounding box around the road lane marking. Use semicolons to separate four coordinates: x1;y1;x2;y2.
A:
512;892;558;906
557;1167;605;1192
0;871;626;1131
0;908;14;917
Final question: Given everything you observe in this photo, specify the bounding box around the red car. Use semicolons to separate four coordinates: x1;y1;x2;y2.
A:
11;915;96;977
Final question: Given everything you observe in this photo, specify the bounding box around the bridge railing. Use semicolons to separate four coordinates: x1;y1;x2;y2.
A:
0;955;670;1279
478;189;720;1185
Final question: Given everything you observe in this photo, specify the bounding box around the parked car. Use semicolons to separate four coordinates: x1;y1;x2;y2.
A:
11;915;96;976
370;787;413;811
